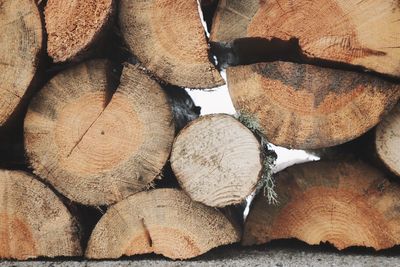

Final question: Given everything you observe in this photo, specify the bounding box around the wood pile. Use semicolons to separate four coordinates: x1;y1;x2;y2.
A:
0;0;399;261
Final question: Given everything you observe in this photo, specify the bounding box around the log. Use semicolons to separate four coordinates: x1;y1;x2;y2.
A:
171;114;263;207
376;104;400;177
24;59;175;206
210;0;259;43
227;61;400;149
44;0;115;62
0;0;43;127
85;188;241;260
0;170;82;259
211;0;400;77
243;160;400;250
119;0;224;89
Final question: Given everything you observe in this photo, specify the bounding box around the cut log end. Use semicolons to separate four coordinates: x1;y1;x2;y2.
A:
211;0;400;77
45;0;114;62
243;161;400;251
0;0;42;126
119;0;224;89
376;104;400;177
171;114;262;207
24;60;175;205
227;61;400;149
210;0;259;43
85;189;240;260
0;170;82;259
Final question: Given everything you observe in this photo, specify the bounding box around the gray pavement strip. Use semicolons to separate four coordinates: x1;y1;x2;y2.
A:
1;240;400;267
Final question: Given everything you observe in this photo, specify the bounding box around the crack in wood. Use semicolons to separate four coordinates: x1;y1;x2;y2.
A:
3;88;22;99
66;107;107;158
141;218;153;248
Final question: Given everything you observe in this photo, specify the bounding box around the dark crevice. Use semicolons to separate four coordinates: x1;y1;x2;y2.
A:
163;86;201;133
199;0;219;34
211;37;302;69
211;37;400;83
141;218;153;248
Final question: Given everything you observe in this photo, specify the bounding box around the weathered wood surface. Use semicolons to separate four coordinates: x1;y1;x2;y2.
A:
45;0;115;62
376;104;400;177
119;0;224;88
227;61;400;149
171;114;262;207
0;170;82;259
243;160;400;250
24;60;175;206
0;0;43;127
211;0;400;77
86;189;241;260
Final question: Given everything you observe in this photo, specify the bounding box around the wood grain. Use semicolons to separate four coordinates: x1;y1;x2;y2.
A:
0;0;42;126
86;189;240;260
0;170;82;259
45;0;115;62
376;104;400;177
24;60;175;205
211;0;400;77
171;114;262;207
227;61;400;149
119;0;224;88
243;160;400;250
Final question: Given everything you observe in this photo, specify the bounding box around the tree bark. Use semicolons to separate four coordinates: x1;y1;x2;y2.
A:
44;0;115;62
85;188;241;260
171;114;263;207
0;0;43;127
211;0;400;78
24;59;175;206
227;61;400;149
0;170;82;259
243;160;400;250
119;0;224;89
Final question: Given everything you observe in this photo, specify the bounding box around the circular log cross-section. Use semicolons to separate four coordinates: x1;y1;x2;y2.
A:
171;114;262;207
119;0;224;89
227;61;400;149
45;0;115;62
376;104;400;177
24;60;175;205
0;170;82;259
86;189;240;260
211;0;400;77
243;161;400;250
0;0;42;126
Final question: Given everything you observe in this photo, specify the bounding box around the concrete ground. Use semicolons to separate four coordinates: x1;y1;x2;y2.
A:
1;240;400;267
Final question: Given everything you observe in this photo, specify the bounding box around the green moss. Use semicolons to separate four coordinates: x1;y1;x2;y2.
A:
236;111;278;205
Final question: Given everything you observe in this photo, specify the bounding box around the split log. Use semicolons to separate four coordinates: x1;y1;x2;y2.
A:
85;188;241;260
210;0;259;44
44;0;115;62
171;114;263;207
24;59;175;206
211;0;400;77
376;104;400;177
0;170;82;259
0;0;43;127
227;61;400;149
119;0;224;89
243;160;400;250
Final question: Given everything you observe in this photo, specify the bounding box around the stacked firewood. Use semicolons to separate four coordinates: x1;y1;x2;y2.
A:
0;0;399;260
